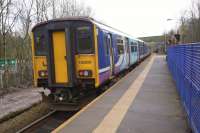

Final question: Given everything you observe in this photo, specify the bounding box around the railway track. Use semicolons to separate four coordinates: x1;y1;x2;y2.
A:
15;82;117;132
17;86;123;132
16;110;75;133
16;90;101;133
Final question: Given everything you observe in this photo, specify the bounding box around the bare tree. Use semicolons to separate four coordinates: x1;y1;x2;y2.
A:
34;0;50;22
0;0;20;57
0;0;21;88
32;0;93;22
16;0;34;84
58;0;93;18
178;0;200;43
0;0;94;89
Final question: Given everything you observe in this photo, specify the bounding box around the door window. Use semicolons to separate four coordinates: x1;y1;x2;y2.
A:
117;38;124;55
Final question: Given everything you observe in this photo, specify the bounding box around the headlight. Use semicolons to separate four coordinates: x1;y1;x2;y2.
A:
38;70;48;78
79;70;92;77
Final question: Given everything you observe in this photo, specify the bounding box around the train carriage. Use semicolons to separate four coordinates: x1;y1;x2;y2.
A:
32;17;150;110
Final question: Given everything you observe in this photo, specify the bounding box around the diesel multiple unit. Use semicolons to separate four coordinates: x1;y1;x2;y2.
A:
32;17;150;110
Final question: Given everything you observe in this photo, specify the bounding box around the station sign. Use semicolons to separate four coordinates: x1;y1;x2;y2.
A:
0;59;17;68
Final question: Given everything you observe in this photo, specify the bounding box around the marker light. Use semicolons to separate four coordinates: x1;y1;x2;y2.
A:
84;71;89;76
79;70;92;77
38;70;48;77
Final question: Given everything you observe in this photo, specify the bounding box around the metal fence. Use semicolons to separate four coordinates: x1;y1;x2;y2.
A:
167;43;200;133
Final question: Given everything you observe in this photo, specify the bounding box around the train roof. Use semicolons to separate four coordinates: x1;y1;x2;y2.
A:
32;16;91;31
32;17;137;38
32;16;146;43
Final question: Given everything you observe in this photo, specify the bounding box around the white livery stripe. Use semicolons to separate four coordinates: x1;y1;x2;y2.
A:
99;67;110;73
115;55;123;67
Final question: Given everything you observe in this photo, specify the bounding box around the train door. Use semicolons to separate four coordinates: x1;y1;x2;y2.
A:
52;31;69;84
107;34;114;76
48;27;74;87
138;41;141;60
125;38;130;66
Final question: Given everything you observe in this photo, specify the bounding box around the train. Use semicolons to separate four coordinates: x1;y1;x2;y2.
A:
31;17;150;110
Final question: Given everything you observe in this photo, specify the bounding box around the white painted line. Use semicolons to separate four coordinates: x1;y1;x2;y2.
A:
93;56;155;133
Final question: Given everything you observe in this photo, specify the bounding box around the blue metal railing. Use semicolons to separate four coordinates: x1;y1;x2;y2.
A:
167;43;200;133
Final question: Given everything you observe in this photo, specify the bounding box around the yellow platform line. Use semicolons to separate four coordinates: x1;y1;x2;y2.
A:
93;56;155;133
52;56;152;133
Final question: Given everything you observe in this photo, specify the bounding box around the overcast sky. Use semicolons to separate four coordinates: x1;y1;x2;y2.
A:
78;0;192;37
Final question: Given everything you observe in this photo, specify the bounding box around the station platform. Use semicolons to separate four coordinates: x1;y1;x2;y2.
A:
53;55;189;133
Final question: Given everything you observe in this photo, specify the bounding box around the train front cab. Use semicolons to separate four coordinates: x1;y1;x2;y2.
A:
32;31;48;88
32;20;100;103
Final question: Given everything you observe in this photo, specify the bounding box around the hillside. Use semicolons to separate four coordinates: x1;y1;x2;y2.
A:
139;35;164;43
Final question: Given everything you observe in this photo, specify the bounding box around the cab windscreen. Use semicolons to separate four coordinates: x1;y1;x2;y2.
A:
76;26;93;54
34;29;47;56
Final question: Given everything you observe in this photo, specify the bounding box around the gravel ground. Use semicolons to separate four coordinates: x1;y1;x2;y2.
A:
0;102;50;133
0;87;43;122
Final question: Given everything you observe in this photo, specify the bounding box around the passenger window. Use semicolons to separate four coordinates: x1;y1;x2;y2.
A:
117;37;124;55
131;46;134;52
117;45;124;55
117;39;123;43
76;26;93;54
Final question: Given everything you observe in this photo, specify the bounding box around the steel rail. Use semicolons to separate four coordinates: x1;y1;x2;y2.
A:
16;110;56;133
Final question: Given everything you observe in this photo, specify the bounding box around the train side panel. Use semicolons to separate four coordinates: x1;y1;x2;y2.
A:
97;28;111;84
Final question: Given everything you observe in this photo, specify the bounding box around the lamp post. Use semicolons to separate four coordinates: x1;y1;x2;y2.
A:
165;18;181;52
164;19;172;54
165;19;174;53
164;31;167;54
